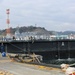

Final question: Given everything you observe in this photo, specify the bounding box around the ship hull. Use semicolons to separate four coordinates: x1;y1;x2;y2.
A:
1;39;75;61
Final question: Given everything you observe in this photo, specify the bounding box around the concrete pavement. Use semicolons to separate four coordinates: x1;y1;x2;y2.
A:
0;56;65;75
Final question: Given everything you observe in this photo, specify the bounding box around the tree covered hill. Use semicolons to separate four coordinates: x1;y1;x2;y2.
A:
0;26;54;35
0;26;75;36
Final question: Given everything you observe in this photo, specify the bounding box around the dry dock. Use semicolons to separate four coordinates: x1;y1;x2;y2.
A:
0;55;65;75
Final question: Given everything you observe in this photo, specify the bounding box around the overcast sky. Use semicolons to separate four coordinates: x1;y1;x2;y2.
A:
0;0;75;31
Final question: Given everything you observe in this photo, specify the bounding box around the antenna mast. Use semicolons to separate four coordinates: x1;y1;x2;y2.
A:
6;9;11;38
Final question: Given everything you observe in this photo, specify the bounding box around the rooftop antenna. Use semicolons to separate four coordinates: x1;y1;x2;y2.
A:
35;24;37;27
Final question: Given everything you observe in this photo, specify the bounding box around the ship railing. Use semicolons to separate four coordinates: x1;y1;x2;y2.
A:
0;36;75;42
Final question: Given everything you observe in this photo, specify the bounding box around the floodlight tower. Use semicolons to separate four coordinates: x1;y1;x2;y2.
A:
6;9;11;38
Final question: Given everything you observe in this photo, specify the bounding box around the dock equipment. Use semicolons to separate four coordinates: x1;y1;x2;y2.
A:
7;53;43;63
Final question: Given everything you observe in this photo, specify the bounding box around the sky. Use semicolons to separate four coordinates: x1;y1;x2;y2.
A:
0;0;75;31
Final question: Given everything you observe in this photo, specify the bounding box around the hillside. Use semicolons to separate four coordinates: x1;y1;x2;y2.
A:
57;31;75;35
0;26;75;35
0;26;54;35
